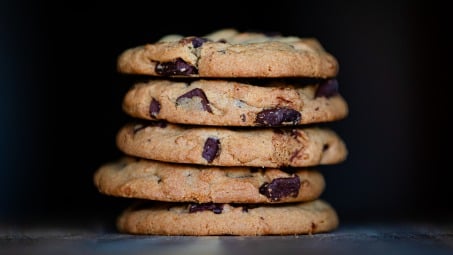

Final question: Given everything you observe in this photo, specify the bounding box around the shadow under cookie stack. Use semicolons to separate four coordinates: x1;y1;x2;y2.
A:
94;28;349;236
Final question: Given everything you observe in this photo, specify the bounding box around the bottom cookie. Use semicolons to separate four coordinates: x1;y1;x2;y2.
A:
116;199;339;236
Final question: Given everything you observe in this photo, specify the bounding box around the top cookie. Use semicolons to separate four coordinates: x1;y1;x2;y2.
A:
117;28;339;78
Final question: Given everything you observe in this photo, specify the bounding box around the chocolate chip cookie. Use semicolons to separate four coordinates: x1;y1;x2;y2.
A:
116;199;339;235
116;121;348;167
122;78;348;126
117;28;338;78
94;156;325;203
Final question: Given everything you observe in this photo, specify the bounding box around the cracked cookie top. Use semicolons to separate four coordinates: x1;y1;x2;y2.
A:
117;28;339;78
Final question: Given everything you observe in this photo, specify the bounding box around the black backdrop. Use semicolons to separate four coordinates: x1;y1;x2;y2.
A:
1;0;451;225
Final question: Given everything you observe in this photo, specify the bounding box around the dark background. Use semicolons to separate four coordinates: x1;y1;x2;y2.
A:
1;0;451;226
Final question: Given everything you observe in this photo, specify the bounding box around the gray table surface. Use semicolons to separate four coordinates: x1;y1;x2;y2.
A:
1;220;452;255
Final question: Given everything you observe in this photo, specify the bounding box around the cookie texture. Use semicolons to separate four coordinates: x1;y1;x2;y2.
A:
94;156;325;203
116;199;339;236
117;28;338;78
122;78;348;126
116;121;347;167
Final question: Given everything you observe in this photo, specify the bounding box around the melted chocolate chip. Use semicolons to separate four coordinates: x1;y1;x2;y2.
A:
189;203;223;214
155;58;198;76
255;108;301;126
315;79;339;98
259;175;301;201
202;137;220;163
176;88;212;113
191;37;209;48
149;98;161;118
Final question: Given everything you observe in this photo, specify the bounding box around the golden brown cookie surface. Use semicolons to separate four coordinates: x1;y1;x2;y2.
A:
117;28;338;78
116;199;339;236
94;156;325;203
116;121;348;168
122;78;348;126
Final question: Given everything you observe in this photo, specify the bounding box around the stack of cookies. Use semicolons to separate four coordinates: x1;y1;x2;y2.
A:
94;28;349;236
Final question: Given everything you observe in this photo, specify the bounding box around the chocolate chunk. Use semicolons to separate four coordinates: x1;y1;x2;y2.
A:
155;58;198;76
189;203;223;214
315;79;339;98
191;37;209;48
202;137;220;163
259;175;301;201
255;108;301;126
149;98;161;118
176;88;212;113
